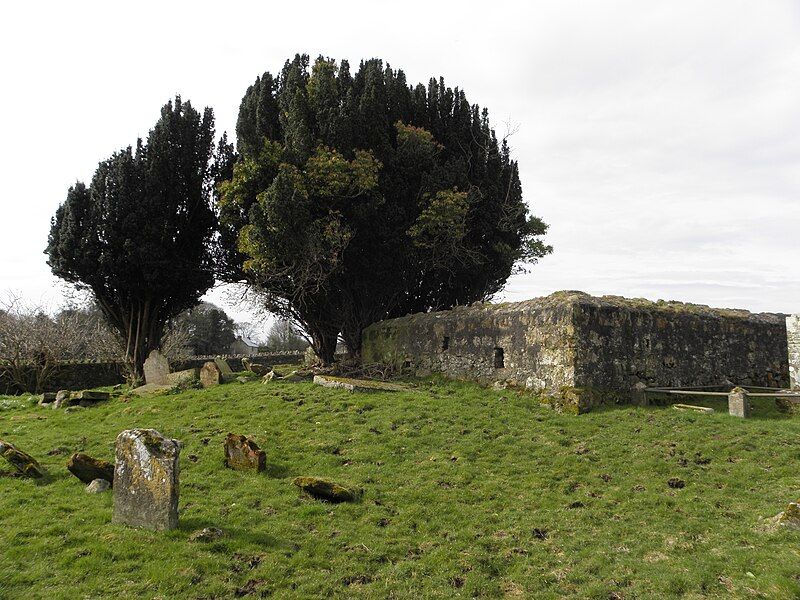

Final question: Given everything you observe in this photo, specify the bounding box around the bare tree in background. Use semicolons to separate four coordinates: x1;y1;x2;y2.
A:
0;294;193;392
266;318;308;352
0;294;92;393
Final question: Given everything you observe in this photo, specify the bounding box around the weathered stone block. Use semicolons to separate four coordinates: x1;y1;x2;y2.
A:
39;392;56;406
165;368;199;386
672;404;714;414
728;387;750;418
242;359;267;376
86;478;110;494
200;362;222;388
779;501;800;529
75;390;110;402
214;357;234;381
53;389;72;409
223;433;266;472
67;452;115;485
313;374;408;393
112;429;180;531
143;350;170;385
0;440;44;478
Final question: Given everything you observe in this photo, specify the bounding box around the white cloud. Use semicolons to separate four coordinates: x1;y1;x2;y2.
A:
0;0;797;328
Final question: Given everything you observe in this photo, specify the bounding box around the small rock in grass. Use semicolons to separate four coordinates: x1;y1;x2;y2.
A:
85;478;111;494
189;527;224;542
667;477;685;489
67;452;115;485
778;501;800;529
293;476;360;503
0;439;45;478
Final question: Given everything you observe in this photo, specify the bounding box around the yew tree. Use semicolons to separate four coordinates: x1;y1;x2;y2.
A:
46;97;221;377
218;55;551;362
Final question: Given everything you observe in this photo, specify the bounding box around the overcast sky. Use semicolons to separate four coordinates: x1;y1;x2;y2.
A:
1;1;798;335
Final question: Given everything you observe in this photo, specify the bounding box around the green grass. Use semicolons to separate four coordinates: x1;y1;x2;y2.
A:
0;376;799;599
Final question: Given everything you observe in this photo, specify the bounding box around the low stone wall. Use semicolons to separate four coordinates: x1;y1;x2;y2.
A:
788;315;800;389
362;291;790;412
1;352;305;395
0;362;126;395
174;352;303;372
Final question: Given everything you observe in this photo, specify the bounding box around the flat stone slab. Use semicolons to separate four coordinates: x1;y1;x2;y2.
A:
131;383;172;396
672;404;714;414
75;390;110;402
165;368;199;386
313;375;410;393
113;429;180;531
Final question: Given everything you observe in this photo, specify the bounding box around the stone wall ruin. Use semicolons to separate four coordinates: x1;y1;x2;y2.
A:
362;291;790;413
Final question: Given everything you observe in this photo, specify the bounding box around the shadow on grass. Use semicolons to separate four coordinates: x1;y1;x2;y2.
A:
263;462;290;478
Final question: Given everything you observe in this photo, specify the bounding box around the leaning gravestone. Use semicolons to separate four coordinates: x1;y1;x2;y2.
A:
788;315;800;389
200;361;222;388
143;350;170;385
214;357;234;382
112;429;180;531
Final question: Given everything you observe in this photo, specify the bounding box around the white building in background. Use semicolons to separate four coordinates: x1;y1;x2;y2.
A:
788;315;800;389
229;336;260;356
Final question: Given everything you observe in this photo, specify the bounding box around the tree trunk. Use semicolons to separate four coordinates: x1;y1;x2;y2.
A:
340;323;362;361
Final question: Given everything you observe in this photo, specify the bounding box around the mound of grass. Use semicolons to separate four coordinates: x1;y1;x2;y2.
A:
0;378;798;598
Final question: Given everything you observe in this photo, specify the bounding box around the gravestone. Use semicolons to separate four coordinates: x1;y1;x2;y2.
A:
728;387;750;418
143;350;170;385
223;433;266;472
112;429;180;531
788;315;800;389
214;357;234;382
200;361;222;388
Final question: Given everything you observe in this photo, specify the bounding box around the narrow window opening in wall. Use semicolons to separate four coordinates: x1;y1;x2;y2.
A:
442;336;450;351
494;347;505;368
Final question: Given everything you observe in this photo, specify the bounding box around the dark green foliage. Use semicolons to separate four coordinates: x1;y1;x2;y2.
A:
172;302;237;356
218;55;552;362
46;97;220;376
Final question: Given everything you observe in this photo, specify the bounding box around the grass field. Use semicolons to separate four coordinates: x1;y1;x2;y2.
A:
0;374;798;599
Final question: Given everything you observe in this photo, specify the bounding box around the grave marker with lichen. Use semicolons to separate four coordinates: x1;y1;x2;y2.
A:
112;429;179;531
